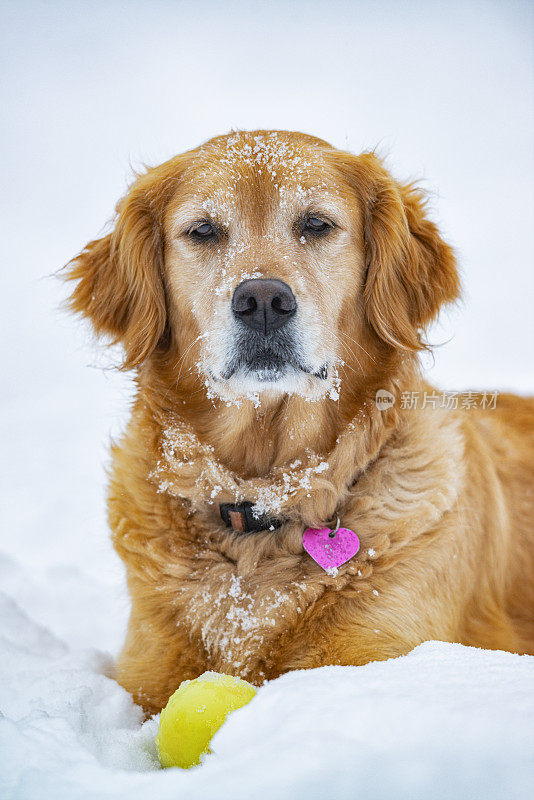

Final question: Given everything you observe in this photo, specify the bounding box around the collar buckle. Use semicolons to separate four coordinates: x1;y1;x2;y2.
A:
218;502;284;534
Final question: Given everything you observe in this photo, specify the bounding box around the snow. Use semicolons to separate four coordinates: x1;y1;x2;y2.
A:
2;1;534;798
2;609;533;799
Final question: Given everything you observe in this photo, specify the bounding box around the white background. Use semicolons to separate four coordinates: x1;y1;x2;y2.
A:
1;0;533;654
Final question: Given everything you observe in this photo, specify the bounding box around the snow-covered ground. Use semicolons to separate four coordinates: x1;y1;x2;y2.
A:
1;1;533;798
2;623;533;800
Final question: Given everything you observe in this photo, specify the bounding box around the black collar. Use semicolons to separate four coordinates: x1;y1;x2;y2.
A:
219;502;284;533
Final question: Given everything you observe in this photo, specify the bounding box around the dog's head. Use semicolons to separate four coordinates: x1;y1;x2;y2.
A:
66;130;459;401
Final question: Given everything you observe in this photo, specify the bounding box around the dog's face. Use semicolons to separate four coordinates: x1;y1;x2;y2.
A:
67;130;459;403
164;131;364;400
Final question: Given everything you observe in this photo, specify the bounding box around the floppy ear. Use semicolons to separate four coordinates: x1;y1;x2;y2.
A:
348;154;460;351
65;167;177;369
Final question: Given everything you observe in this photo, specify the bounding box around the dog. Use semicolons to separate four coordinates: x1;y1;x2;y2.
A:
66;130;534;714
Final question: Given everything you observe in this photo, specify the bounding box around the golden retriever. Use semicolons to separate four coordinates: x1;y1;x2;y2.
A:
66;130;534;714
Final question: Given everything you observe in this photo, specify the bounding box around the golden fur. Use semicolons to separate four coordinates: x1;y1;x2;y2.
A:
66;130;534;714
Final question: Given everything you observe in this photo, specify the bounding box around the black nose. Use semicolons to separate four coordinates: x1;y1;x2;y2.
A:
232;279;297;334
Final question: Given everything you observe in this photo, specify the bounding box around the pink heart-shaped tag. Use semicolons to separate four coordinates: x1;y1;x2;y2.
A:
303;526;360;572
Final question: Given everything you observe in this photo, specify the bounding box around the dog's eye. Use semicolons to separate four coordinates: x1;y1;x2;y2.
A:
303;216;332;235
189;222;216;241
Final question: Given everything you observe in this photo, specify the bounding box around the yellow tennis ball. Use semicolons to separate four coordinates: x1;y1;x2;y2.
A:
156;672;257;768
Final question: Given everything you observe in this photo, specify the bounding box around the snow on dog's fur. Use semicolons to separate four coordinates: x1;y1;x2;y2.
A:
66;130;534;713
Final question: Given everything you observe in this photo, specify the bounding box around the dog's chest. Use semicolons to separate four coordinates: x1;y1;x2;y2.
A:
177;564;318;682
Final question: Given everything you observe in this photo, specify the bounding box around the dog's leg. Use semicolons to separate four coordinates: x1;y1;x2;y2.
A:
115;600;201;716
